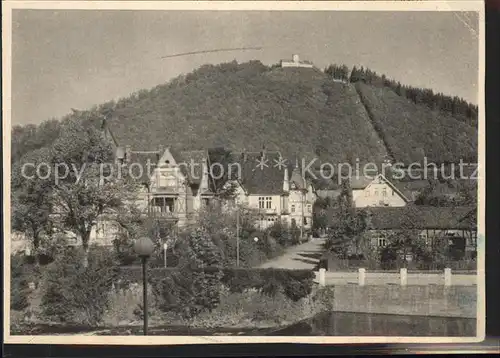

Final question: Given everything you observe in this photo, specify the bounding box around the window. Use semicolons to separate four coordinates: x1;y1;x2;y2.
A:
152;197;175;213
374;189;379;196
291;204;296;213
166;176;176;187
377;237;387;247
382;188;387;197
266;197;272;209
258;197;265;209
307;204;312;213
392;190;395;196
159;173;176;188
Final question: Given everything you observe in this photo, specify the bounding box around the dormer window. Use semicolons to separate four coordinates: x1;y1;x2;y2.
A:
291;182;297;189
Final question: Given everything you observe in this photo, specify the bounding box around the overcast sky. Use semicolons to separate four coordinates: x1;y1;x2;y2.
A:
11;10;479;126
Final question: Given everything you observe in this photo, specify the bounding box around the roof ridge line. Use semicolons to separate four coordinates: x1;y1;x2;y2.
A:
130;150;160;154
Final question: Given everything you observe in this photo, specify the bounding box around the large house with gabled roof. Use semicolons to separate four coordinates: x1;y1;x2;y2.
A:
97;114;316;236
223;150;315;230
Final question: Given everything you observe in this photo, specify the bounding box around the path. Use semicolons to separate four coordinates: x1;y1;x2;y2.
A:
258;238;325;270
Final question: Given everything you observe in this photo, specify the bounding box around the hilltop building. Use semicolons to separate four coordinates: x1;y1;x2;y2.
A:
280;54;314;69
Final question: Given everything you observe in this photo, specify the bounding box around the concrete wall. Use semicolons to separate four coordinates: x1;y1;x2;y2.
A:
328;285;477;318
317;271;476;286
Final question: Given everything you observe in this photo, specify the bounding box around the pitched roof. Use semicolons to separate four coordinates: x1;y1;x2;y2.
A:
364;206;476;230
316;189;342;199
350;174;410;202
310;178;340;191
350;176;375;189
223;151;313;195
172;148;208;185
392;180;430;201
227;151;287;195
458;208;477;229
127;151;160;184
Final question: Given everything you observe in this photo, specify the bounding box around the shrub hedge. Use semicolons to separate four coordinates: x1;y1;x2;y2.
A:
116;267;315;307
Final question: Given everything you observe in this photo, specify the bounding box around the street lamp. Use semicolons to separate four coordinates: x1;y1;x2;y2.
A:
133;236;155;336
163;242;168;268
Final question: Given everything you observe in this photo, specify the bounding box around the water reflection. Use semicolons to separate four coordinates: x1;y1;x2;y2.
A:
270;311;476;336
11;312;476;336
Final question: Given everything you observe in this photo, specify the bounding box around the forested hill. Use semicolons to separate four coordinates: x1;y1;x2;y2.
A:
12;60;478;165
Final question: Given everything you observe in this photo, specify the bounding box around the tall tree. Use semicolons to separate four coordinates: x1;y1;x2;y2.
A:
11;147;54;257
49;118;140;266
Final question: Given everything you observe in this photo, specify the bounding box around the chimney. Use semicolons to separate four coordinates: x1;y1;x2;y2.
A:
293;54;299;63
200;161;209;190
241;148;247;162
260;145;266;160
125;145;131;163
283;165;290;192
115;147;125;163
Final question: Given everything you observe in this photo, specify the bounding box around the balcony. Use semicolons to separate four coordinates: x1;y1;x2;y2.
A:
152;186;180;195
149;206;179;220
260;208;277;215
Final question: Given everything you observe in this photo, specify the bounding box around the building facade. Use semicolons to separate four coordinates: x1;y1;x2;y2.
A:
351;174;410;208
225;151;315;231
280;54;314;69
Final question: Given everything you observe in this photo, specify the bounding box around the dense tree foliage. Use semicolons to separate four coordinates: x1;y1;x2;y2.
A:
12;60;477;170
343;65;478;128
355;82;477;164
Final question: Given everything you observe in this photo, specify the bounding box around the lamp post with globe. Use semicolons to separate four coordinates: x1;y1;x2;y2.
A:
133;236;155;335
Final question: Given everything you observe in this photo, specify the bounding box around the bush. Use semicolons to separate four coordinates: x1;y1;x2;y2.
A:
112;235;137;266
10;255;30;311
221;268;314;301
118;267;315;317
41;247;118;326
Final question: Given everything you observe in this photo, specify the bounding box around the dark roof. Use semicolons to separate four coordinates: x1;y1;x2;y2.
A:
310;178;340;191
316;189;342;199
127;151;160;184
432;182;459;196
458;208;477;229
228;151;286;195
169;148;207;185
349;174;410;202
350;176;375;190
364;206;476;230
392;180;430;201
225;151;310;195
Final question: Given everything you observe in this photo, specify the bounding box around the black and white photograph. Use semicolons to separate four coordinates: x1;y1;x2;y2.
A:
3;1;485;344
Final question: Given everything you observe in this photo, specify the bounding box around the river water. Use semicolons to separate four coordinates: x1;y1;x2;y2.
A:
12;312;475;336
